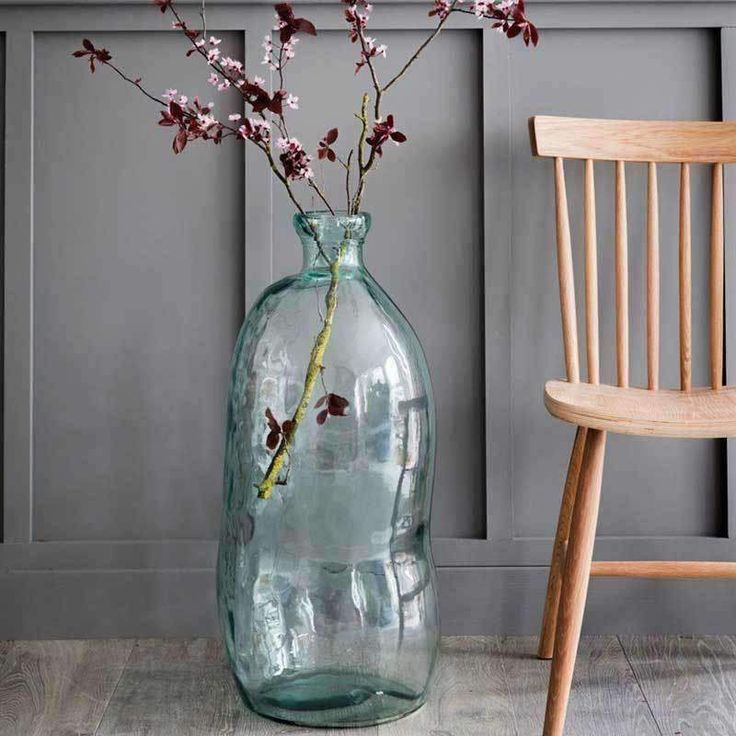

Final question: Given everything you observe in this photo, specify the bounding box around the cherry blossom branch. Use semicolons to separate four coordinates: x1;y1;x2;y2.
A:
257;240;348;499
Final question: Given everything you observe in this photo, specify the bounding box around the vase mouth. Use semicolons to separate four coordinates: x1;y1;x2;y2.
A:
294;210;372;244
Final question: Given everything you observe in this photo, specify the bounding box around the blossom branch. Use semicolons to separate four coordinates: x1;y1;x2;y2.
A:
257;240;348;499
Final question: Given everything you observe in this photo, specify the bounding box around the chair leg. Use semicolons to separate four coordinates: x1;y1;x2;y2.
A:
538;426;588;659
543;428;607;736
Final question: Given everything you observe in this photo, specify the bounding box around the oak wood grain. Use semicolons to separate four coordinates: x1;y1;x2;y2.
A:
646;161;660;390
538;427;588;660
710;162;724;390
0;639;133;736
554;157;580;383
591;560;736;577
530;116;736;162
545;380;736;438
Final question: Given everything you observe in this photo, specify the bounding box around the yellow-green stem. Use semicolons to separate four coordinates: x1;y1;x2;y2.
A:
257;242;347;499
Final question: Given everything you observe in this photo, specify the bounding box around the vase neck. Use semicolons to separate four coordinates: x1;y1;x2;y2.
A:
294;211;370;272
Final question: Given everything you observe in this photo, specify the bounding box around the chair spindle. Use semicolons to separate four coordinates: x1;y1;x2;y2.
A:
584;160;599;384
710;162;724;390
646;162;660;390
679;163;692;391
554;158;580;383
615;161;629;388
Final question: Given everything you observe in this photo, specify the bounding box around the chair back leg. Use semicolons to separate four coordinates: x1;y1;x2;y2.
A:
538;426;588;659
543;428;607;736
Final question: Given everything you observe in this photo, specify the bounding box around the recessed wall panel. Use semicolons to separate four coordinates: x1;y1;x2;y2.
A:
32;32;244;540
509;29;723;537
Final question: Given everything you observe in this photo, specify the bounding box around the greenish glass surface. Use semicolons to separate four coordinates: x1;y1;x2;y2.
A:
217;212;438;727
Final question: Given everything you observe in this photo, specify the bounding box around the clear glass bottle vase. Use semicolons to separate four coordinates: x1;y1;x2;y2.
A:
216;211;439;727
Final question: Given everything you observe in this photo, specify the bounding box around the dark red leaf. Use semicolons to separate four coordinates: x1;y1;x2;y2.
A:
325;127;338;144
327;393;349;415
506;24;522;38
265;407;280;432
314;395;327;408
327;149;336;162
82;38;95;51
294;18;317;36
72;50;88;58
390;131;407;143
316;409;329;425
173;129;188;154
266;430;280;450
282;419;294;439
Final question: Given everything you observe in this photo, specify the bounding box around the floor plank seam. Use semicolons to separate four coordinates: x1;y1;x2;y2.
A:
496;636;523;735
92;639;136;736
616;635;664;736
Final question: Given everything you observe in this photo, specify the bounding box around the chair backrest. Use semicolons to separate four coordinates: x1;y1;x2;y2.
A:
529;115;736;391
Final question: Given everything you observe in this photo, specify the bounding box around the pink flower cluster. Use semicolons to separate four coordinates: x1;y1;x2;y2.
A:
158;97;224;153
343;0;389;76
238;118;272;145
276;137;314;180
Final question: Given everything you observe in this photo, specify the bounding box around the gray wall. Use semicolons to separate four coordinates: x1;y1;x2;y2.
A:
3;0;736;638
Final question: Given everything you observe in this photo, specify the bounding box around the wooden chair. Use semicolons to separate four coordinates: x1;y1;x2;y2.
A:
529;116;736;736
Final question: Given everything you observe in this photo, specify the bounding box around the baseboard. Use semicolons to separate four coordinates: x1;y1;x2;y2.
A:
2;566;736;639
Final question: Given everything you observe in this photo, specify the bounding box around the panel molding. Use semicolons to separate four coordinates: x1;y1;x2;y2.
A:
4;31;33;543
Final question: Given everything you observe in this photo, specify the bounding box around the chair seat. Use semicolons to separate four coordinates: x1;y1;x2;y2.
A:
545;380;736;438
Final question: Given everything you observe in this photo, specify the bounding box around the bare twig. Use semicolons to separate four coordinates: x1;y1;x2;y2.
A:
382;2;458;93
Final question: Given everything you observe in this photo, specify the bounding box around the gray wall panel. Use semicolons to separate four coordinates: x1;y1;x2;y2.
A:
32;32;244;540
508;28;725;538
1;2;735;637
255;29;487;540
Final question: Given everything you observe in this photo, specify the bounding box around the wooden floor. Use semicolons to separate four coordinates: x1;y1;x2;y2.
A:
1;636;735;735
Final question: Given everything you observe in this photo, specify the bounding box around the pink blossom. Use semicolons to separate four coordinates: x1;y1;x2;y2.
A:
355;35;387;73
207;47;221;64
218;79;231;91
286;93;299;109
276;136;313;180
222;57;244;73
197;113;218;130
429;0;453;19
238;118;271;145
162;88;178;102
209;36;222;46
208;72;219;86
228;113;242;121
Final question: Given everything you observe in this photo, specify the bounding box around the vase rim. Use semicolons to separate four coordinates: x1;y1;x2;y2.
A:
293;210;372;244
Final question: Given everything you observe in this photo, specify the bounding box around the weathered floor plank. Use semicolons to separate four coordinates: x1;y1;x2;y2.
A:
0;639;133;736
95;638;377;736
493;636;659;736
378;637;518;735
3;636;735;735
621;635;736;736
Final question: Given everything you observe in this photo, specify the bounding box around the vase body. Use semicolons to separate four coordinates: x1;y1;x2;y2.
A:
216;212;438;727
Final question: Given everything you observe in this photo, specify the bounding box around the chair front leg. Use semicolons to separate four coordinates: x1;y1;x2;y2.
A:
538;426;588;659
543;428;607;736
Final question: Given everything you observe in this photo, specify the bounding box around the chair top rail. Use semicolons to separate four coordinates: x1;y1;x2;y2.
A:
529;115;736;163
